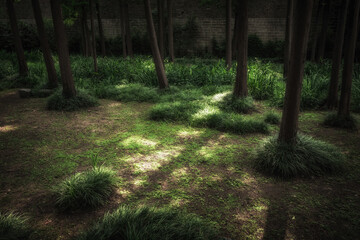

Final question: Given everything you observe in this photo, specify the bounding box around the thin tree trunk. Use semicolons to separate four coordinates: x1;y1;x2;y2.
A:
96;1;106;57
31;0;58;89
167;0;174;62
50;0;76;98
144;0;169;89
6;0;28;76
81;7;90;57
120;0;127;58
225;0;232;69
327;0;349;109
310;0;324;62
89;0;98;72
232;3;240;59
157;0;165;60
316;0;331;62
278;0;314;144
283;0;293;79
124;1;133;57
233;0;248;98
338;0;360;117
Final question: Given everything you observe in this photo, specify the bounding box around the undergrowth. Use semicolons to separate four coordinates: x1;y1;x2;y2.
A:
47;89;99;111
0;212;32;239
323;113;357;129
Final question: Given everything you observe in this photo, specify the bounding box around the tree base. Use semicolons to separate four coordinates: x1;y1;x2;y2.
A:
47;89;99;111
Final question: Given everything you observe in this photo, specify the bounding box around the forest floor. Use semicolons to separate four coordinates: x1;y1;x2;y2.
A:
1;89;360;240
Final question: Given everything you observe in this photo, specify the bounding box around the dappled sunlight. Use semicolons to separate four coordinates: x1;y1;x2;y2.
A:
191;105;220;121
108;102;122;107
169;198;190;207
0;124;18;133
120;136;158;149
177;129;203;139
210;91;230;103
171;167;190;178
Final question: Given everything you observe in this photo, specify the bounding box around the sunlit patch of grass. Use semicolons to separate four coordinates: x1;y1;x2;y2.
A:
0;212;32;240
0;124;18;133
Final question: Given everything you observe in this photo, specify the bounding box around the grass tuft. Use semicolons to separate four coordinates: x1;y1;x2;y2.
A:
264;112;280;124
76;206;219;240
54;167;117;211
0;212;32;239
47;89;99;111
149;101;200;121
219;93;255;114
323;113;357;129
254;135;344;178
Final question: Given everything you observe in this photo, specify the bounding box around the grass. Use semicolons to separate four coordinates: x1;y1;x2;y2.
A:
264;112;280;124
54;167;118;211
218;94;255;114
323;113;358;129
76;206;220;240
0;212;32;239
254;134;344;178
47;89;99;111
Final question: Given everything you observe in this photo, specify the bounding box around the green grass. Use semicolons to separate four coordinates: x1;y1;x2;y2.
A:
0;212;32;239
323;113;357;129
254;134;344;178
47;89;99;111
149;101;201;122
76;206;220;240
54;167;118;211
264;112;280;124
218;94;255;114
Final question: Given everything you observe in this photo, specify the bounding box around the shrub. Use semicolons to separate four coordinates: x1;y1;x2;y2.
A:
264;112;280;124
94;84;160;102
248;34;264;57
47;89;99;111
254;135;344;178
218;93;255;114
323;113;357;129
76;206;219;240
54;167;117;211
149;101;200;122
0;212;32;239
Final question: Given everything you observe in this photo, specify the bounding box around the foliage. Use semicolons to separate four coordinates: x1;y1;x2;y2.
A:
54;167;117;211
218;93;255;113
0;212;32;240
254;135;344;178
149;101;201;122
94;84;160;102
76;206;219;240
264;112;280;124
323;113;357;129
47;89;99;111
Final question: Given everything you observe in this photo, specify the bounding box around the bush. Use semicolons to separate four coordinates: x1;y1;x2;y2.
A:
149;101;201;122
0;212;32;239
323;113;357;129
47;89;99;111
54;167;117;211
218;93;254;114
248;34;264;58
264;112;280;124
254;135;344;178
76;206;219;240
94;84;160;102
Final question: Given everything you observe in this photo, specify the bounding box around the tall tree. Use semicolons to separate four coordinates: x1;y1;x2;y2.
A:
119;0;127;58
225;0;232;69
6;0;28;76
50;0;76;98
124;1;133;57
310;0;324;62
167;0;174;62
144;0;169;89
31;0;58;88
283;0;293;79
157;0;165;60
233;0;248;98
89;0;98;72
80;6;89;57
315;0;331;62
278;0;314;144
337;0;360;117
95;0;106;57
327;0;349;109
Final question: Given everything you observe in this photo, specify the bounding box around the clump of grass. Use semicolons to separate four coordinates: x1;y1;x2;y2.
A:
254;135;344;178
0;212;32;239
264;112;280;124
323;113;357;129
54;167;117;211
47;89;99;111
149;101;200;121
219;93;255;114
76;206;220;240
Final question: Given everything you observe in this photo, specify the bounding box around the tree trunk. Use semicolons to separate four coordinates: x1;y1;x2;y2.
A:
233;0;248;98
144;0;169;89
310;0;324;62
6;0;28;76
31;0;58;89
278;0;314;144
157;0;165;60
96;1;106;57
81;7;90;57
124;1;133;57
89;0;98;72
50;0;76;98
327;0;349;109
167;0;174;62
225;0;232;69
232;4;240;59
338;0;360;117
283;0;293;79
120;0;127;58
315;0;331;62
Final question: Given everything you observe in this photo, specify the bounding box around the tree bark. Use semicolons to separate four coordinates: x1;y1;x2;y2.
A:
50;0;76;98
81;7;90;57
167;0;174;62
310;0;324;62
144;0;169;89
124;1;133;57
96;1;106;57
89;0;98;72
283;0;293;79
232;3;240;59
31;0;58;89
119;0;127;58
233;0;248;98
225;0;232;69
338;0;360;117
6;0;28;76
327;0;349;109
315;0;331;62
278;0;314;144
157;0;165;60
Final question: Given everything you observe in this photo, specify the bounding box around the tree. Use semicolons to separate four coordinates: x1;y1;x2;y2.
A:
144;0;169;89
315;0;331;62
89;0;98;72
278;0;314;144
157;0;165;60
283;0;293;79
337;0;360;117
124;1;133;57
167;0;174;62
310;0;324;62
233;0;248;98
119;0;127;57
225;0;232;69
6;0;28;76
327;0;349;109
31;0;58;89
50;0;76;98
96;0;106;57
